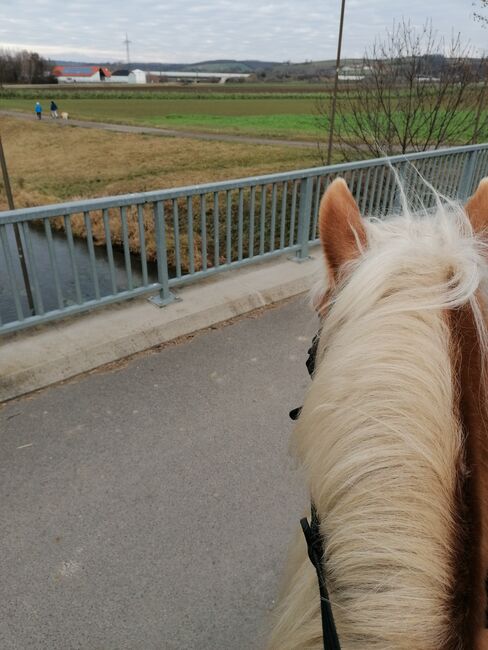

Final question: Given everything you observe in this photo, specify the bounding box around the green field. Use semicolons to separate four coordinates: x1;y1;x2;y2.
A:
2;86;487;143
1;92;326;140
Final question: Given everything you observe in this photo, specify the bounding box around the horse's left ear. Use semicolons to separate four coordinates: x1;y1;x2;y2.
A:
465;177;488;235
319;178;367;284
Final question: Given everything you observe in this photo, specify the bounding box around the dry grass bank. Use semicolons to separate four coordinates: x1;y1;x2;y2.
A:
0;116;321;210
0;116;322;270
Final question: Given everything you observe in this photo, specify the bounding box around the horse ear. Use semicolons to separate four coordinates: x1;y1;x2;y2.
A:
465;177;488;235
319;178;367;283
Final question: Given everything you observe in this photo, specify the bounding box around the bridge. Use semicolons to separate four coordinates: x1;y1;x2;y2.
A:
2;144;486;341
2;144;488;647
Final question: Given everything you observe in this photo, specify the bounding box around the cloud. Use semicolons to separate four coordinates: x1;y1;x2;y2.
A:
0;0;485;63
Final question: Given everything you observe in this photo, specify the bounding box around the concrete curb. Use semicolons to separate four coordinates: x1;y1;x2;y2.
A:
0;250;321;402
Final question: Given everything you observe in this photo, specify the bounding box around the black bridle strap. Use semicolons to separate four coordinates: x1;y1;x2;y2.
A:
300;504;341;650
289;330;321;422
292;329;341;648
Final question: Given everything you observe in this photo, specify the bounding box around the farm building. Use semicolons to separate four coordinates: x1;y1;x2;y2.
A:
109;69;147;84
147;70;250;84
52;65;112;83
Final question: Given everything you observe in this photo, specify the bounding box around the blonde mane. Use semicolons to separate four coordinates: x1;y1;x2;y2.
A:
269;193;488;649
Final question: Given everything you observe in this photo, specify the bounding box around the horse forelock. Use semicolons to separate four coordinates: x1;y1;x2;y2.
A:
293;204;488;649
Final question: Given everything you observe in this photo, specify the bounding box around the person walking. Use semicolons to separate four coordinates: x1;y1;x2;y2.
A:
50;100;58;119
35;102;42;120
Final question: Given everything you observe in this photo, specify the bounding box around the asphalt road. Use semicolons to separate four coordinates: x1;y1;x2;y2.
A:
0;297;318;650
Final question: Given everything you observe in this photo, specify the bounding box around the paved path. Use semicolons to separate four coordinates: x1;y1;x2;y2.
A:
0;297;318;649
0;110;317;149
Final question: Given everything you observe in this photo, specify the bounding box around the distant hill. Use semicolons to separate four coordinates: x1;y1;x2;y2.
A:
140;60;282;73
54;56;484;83
53;58;344;79
54;59;281;73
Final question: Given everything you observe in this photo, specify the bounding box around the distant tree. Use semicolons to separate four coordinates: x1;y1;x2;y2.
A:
318;20;488;161
0;49;54;85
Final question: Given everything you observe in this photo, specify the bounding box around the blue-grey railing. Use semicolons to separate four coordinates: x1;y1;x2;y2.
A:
1;143;488;335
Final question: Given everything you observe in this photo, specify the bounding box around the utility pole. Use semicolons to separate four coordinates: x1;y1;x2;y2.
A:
0;135;34;313
123;33;132;66
472;58;488;144
326;0;346;166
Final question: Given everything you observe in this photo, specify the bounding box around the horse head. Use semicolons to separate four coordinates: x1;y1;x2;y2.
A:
269;177;488;650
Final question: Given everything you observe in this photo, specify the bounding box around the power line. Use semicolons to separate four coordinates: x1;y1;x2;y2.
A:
123;33;132;66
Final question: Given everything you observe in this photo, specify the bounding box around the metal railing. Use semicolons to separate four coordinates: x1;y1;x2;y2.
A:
1;143;488;335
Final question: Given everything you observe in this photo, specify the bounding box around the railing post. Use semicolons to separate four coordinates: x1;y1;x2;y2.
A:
294;177;314;261
458;150;478;201
0;135;35;314
150;200;177;307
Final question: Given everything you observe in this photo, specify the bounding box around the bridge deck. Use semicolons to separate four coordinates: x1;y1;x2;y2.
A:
0;297;314;649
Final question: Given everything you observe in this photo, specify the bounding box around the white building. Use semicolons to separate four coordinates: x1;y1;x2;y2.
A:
109;69;147;84
148;70;250;84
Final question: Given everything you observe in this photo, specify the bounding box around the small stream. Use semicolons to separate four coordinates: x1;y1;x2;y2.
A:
0;223;158;325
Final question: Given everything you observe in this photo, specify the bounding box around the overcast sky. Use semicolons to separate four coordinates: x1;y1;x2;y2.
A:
0;0;486;63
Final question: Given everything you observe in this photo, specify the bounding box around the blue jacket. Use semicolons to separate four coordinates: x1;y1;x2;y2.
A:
35;103;42;113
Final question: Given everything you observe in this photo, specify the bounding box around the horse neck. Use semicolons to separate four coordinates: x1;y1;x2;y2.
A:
294;296;481;649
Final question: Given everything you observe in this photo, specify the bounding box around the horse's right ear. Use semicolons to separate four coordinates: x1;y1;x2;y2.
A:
319;178;367;284
465;177;488;236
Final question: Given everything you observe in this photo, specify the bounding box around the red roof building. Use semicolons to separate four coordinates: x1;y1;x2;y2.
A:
52;65;111;83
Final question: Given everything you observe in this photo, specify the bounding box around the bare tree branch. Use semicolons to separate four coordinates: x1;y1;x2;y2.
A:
473;0;488;26
0;48;54;84
316;20;487;161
